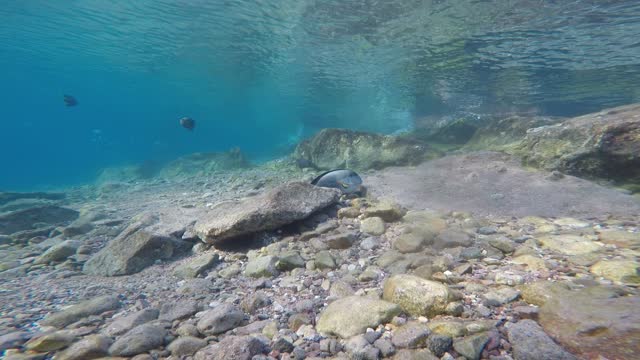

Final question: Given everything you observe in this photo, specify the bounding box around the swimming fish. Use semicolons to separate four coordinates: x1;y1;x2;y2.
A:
63;95;78;107
311;169;363;194
179;117;195;130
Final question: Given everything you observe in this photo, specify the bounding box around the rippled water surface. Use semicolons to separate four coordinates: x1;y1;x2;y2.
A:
1;0;640;189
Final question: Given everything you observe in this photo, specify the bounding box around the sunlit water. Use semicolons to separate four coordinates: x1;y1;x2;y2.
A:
1;0;640;189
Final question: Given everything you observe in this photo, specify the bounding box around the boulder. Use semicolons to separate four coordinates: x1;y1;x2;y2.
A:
538;285;640;359
513;103;640;183
83;215;183;276
465;115;563;151
195;182;339;245
294;128;435;170
316;296;401;338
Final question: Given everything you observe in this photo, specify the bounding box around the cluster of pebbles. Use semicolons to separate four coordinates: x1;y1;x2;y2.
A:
1;165;639;360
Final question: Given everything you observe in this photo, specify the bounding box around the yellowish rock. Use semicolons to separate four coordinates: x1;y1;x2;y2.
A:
537;234;601;255
383;274;451;317
590;260;640;284
511;255;548;272
598;230;640;248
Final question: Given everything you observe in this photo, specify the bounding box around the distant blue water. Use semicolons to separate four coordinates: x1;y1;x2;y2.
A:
2;1;640;190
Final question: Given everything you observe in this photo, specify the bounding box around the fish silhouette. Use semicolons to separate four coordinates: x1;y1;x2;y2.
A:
179;117;195;131
63;95;78;107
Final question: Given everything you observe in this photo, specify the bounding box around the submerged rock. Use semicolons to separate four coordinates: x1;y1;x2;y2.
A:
514;103;640;183
508;320;577;360
54;334;112;360
0;205;78;235
108;323;166;357
294;128;435;170
41;295;121;328
316;296;401;338
159;148;249;178
538;285;640;360
83;215;183;276
195;182;339;245
383;274;451;317
194;335;267;360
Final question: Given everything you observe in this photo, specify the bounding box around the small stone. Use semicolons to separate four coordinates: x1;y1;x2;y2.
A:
363;201;405;222
159;300;198;322
41;295;121;328
511;255;547;272
487;237;515;254
452;332;490;360
103;308;159;337
176;324;200;337
495;273;524;286
315;251;336;269
434;229;473;249
391;322;430;349
244;256;279;278
383;274;451;317
108;323;166;357
193;335;267;360
196;303;244;335
218;263;242;278
325;232;357;249
513;306;539;320
173;252;220;279
25;331;75;352
272;337;295;353
34;240;82;264
360;236;380;250
53;334;112;360
241;291;272;314
483;287;521;306
426;334;452;357
168;336;207;357
477;227;497;235
360;217;386;235
394;233;428;253
374;338;395;357
454;263;472;275
276;251;305;271
329;281;355;298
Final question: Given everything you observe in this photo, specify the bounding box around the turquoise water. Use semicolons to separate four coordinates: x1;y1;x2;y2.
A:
2;0;640;190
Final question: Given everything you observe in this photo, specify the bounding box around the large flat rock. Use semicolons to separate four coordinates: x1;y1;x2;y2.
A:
365;151;640;218
195;182;339;245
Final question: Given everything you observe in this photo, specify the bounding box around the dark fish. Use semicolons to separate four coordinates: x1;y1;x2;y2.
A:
63;94;78;107
179;117;195;130
311;169;363;194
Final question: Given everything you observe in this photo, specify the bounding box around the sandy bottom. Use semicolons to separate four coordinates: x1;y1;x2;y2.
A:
365;151;640;218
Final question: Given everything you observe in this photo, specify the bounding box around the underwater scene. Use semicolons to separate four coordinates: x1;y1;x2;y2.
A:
1;1;639;359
